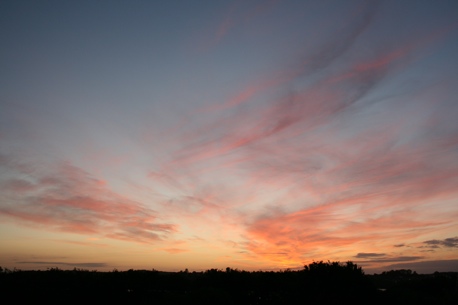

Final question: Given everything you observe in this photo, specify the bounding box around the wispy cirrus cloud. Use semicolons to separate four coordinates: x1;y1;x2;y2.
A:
243;202;449;267
0;155;176;244
166;9;458;177
151;3;458;269
161;248;188;254
204;0;281;49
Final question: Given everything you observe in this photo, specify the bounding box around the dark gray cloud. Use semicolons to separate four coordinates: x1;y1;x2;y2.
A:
393;244;405;248
17;261;108;268
375;259;458;274
357;256;423;263
423;237;458;248
355;252;386;258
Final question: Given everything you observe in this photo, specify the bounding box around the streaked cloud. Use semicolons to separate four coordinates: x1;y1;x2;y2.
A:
205;0;280;49
357;256;424;263
370;259;458;274
142;1;458;270
355;253;386;258
161;248;188;254
17;261;108;268
0;156;176;244
423;237;458;248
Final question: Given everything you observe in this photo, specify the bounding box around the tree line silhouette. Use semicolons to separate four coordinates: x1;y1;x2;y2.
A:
1;261;457;304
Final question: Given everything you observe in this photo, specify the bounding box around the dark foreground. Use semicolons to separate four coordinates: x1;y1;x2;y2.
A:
1;262;457;304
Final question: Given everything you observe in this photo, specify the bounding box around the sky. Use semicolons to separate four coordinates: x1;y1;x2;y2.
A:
1;0;458;274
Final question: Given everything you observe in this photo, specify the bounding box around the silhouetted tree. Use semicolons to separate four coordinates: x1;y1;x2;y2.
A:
1;263;456;304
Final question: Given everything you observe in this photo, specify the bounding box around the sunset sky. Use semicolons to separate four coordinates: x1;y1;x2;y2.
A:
1;0;458;274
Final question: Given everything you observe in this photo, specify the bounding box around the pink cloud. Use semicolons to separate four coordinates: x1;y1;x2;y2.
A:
204;0;281;49
238;120;458;266
0;159;176;244
161;248;189;254
155;70;458;266
138;7;458;268
243;205;449;267
49;239;109;248
1;179;37;193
